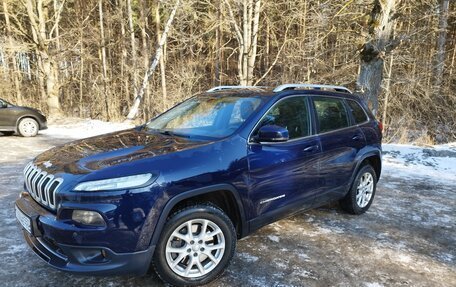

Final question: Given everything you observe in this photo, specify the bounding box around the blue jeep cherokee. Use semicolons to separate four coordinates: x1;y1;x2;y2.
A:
15;84;382;286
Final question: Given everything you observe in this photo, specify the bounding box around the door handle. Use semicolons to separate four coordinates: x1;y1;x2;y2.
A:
352;134;362;141
303;145;319;152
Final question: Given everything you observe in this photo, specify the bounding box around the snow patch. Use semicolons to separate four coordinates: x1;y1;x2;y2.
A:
268;235;280;242
238;252;259;262
41;118;134;140
298;253;310;261
382;143;456;185
1;244;27;255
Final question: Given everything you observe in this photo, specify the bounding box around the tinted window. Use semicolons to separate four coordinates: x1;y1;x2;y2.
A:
313;97;349;133
347;100;368;124
254;97;310;139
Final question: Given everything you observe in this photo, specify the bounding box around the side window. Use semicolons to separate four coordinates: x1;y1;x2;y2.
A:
347;100;368;124
253;97;310;139
313;97;349;133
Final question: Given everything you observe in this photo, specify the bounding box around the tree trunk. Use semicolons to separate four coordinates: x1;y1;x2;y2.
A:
126;0;180;120
25;0;63;115
140;0;150;118
127;0;138;96
247;0;261;83
2;0;22;105
434;0;449;93
382;53;394;127
356;0;397;115
98;0;109;120
225;0;262;86
120;0;129;107
215;1;222;85
155;1;167;107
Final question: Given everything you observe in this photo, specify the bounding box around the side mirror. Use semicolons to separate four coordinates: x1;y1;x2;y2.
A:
256;125;289;143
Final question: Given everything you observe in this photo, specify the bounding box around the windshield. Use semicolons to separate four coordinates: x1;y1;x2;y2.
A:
0;98;11;105
146;95;263;139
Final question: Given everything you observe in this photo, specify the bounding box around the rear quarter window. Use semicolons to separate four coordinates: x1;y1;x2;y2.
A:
346;100;368;124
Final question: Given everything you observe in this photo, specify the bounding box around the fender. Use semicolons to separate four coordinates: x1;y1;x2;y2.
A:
149;184;247;248
346;149;382;195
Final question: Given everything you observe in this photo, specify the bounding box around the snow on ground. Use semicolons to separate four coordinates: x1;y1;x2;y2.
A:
41;118;134;139
382;143;456;184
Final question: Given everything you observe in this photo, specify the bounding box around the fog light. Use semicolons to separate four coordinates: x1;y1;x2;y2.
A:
72;210;106;227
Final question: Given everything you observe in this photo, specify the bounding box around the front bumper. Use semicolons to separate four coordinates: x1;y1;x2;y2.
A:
15;193;155;276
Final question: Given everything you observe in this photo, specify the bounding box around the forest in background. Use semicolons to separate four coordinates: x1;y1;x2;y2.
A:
0;0;455;143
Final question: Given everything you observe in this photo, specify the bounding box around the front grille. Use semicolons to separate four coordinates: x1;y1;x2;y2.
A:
23;162;63;210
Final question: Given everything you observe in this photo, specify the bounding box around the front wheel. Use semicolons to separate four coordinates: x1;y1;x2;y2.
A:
18;118;39;137
153;204;236;286
340;164;377;214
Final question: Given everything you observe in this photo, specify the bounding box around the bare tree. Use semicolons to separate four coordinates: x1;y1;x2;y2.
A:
2;0;22;105
434;0;450;93
0;0;454;142
127;0;137;97
356;0;399;115
224;0;262;85
23;0;65;115
126;0;181;120
98;0;109;120
155;1;168;105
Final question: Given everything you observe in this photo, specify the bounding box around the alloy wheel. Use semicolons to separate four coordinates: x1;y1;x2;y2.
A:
356;172;374;208
165;219;225;278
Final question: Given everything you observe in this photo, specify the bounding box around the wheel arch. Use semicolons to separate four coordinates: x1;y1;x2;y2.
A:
149;184;247;248
363;153;381;180
343;151;381;199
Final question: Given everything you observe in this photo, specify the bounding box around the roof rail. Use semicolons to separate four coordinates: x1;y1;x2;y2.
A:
207;86;263;92
273;84;352;94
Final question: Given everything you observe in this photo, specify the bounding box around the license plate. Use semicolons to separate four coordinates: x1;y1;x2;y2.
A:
15;205;32;234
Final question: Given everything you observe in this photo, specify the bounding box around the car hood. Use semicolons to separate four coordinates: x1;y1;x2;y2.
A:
33;128;211;175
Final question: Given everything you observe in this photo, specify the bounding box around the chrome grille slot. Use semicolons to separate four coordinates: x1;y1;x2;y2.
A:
23;163;63;210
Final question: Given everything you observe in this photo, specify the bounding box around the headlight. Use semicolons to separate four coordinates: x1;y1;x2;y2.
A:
74;173;154;191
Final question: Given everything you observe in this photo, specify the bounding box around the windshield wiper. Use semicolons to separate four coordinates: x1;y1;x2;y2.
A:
158;130;190;138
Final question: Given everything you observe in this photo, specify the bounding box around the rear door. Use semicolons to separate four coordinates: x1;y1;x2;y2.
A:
247;96;321;229
311;96;366;203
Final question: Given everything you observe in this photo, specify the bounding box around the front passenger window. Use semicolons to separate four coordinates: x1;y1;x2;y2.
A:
253;97;310;139
313;97;349;133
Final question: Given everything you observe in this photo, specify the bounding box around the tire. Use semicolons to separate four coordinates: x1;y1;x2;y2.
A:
1;131;15;136
340;164;377;215
153;204;236;286
17;118;39;137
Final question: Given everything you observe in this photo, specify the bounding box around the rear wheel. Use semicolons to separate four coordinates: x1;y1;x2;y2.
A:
340;164;377;214
18;118;39;137
153;204;236;286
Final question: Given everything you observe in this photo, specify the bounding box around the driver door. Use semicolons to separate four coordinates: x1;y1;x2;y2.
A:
247;96;321;230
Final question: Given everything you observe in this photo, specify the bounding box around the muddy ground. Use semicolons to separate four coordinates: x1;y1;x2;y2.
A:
0;132;454;287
